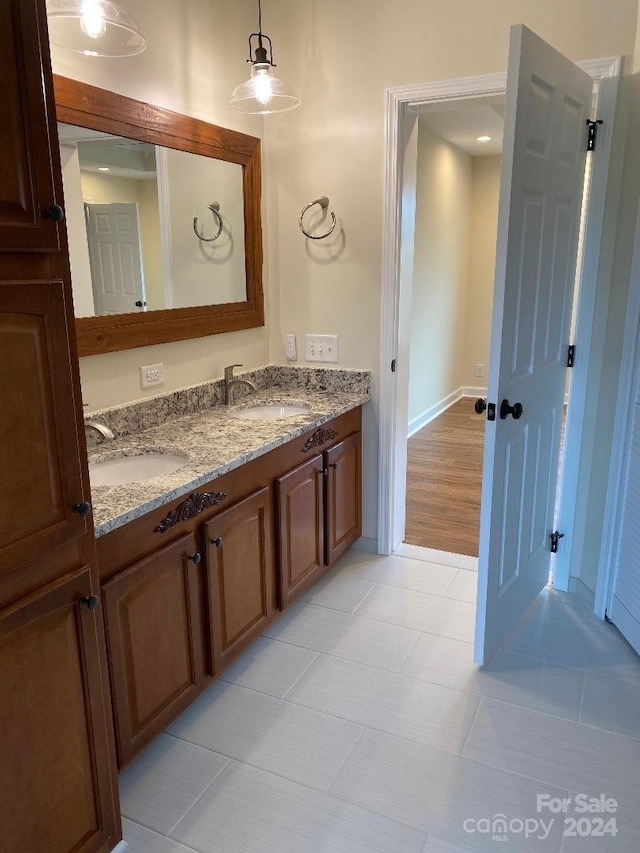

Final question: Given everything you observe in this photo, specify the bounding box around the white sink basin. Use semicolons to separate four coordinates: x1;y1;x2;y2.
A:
89;453;188;487
231;404;309;420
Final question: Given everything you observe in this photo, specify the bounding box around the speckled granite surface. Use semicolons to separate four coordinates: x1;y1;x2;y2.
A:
86;367;370;537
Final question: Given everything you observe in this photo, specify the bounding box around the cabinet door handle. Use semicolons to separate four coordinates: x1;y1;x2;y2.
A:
210;537;223;548
73;501;92;517
328;462;337;469
188;552;202;564
82;594;100;610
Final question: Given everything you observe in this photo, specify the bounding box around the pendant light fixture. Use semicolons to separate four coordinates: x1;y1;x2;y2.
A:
229;0;300;114
46;0;146;57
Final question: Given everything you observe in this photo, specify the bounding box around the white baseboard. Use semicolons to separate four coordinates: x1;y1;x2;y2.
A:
407;386;488;437
110;842;128;853
462;386;488;398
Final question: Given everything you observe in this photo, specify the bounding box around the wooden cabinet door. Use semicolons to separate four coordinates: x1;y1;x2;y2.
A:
276;455;325;608
325;432;362;566
0;280;87;577
102;533;205;766
0;0;62;252
204;487;275;673
0;566;116;853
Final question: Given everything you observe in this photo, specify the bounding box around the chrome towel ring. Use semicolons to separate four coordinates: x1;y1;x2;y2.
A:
299;196;337;240
193;202;223;242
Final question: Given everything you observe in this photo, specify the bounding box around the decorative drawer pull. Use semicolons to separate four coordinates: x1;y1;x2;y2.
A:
328;462;337;469
73;501;92;517
188;552;202;564
82;594;100;610
210;537;223;548
43;203;64;221
154;491;227;533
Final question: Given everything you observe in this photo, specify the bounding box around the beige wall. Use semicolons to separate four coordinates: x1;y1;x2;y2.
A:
59;145;95;317
408;128;471;425
464;155;501;387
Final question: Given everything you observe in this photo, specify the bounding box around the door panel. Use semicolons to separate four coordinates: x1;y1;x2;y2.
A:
205;487;275;673
277;455;324;608
476;25;592;663
0;567;115;853
0;0;61;252
102;533;205;765
325;433;362;566
0;281;86;576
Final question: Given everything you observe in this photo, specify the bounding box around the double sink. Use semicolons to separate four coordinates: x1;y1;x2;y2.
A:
89;403;310;487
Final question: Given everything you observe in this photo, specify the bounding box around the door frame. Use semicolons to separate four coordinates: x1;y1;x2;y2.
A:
378;57;622;588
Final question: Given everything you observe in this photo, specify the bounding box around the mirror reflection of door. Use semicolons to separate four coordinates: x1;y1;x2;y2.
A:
84;203;146;316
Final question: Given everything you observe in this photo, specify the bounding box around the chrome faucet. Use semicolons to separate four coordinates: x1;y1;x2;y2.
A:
85;421;115;443
224;364;256;406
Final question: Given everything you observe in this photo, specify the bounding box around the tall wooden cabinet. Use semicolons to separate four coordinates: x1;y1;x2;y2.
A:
0;0;120;850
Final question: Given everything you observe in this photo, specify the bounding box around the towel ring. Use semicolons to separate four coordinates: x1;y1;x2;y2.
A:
299;196;337;240
193;202;223;242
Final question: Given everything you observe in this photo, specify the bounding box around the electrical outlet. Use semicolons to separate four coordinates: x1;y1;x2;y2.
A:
285;333;297;361
140;362;165;388
305;334;339;363
475;363;485;378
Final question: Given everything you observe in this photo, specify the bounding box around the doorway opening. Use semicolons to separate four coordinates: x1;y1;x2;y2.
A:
404;101;504;560
378;56;621;612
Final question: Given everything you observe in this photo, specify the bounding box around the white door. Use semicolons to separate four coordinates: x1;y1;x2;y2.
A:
475;25;593;664
85;202;145;315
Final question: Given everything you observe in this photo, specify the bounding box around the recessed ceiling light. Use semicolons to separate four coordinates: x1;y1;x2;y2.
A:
476;135;492;143
97;166;110;171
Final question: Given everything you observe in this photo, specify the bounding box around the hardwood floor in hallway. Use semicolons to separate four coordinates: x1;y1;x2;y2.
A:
405;398;484;557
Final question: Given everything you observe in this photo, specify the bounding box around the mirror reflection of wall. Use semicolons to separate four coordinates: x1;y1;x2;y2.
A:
58;123;247;319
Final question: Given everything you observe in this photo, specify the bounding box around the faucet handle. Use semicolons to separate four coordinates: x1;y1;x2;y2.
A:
224;363;243;378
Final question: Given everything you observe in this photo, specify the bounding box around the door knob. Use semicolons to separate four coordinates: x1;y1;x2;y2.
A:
500;399;524;420
73;501;92;517
135;300;147;307
210;537;223;548
82;594;100;610
43;204;64;221
188;552;202;564
474;398;487;415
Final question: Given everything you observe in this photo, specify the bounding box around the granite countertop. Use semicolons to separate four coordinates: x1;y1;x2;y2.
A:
87;368;370;537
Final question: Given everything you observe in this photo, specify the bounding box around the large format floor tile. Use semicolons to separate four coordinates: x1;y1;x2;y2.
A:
286;653;479;753
166;680;362;791
400;633;585;720
579;671;640;738
264;600;420;672
170;761;427;853
122;819;199;853
218;635;318;698
119;734;229;835
443;569;478;603
330;728;567;850
461;698;640;809
355;582;476;641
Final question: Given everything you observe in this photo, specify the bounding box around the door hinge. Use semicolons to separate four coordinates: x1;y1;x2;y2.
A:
550;531;565;553
586;119;603;152
567;344;575;368
391;359;397;372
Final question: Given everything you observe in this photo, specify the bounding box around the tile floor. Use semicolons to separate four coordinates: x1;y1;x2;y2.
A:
119;548;640;852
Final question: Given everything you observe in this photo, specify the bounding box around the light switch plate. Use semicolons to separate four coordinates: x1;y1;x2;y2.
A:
305;334;338;363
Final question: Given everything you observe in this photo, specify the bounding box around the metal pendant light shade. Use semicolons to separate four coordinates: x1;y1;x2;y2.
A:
47;0;146;57
229;0;300;114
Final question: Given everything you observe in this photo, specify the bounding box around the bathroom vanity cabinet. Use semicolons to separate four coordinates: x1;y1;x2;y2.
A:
96;408;362;766
0;1;120;850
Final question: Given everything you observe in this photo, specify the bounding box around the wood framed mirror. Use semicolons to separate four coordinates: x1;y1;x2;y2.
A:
54;75;263;357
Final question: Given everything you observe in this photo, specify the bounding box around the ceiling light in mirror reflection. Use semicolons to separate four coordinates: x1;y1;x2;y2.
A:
58;124;247;319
